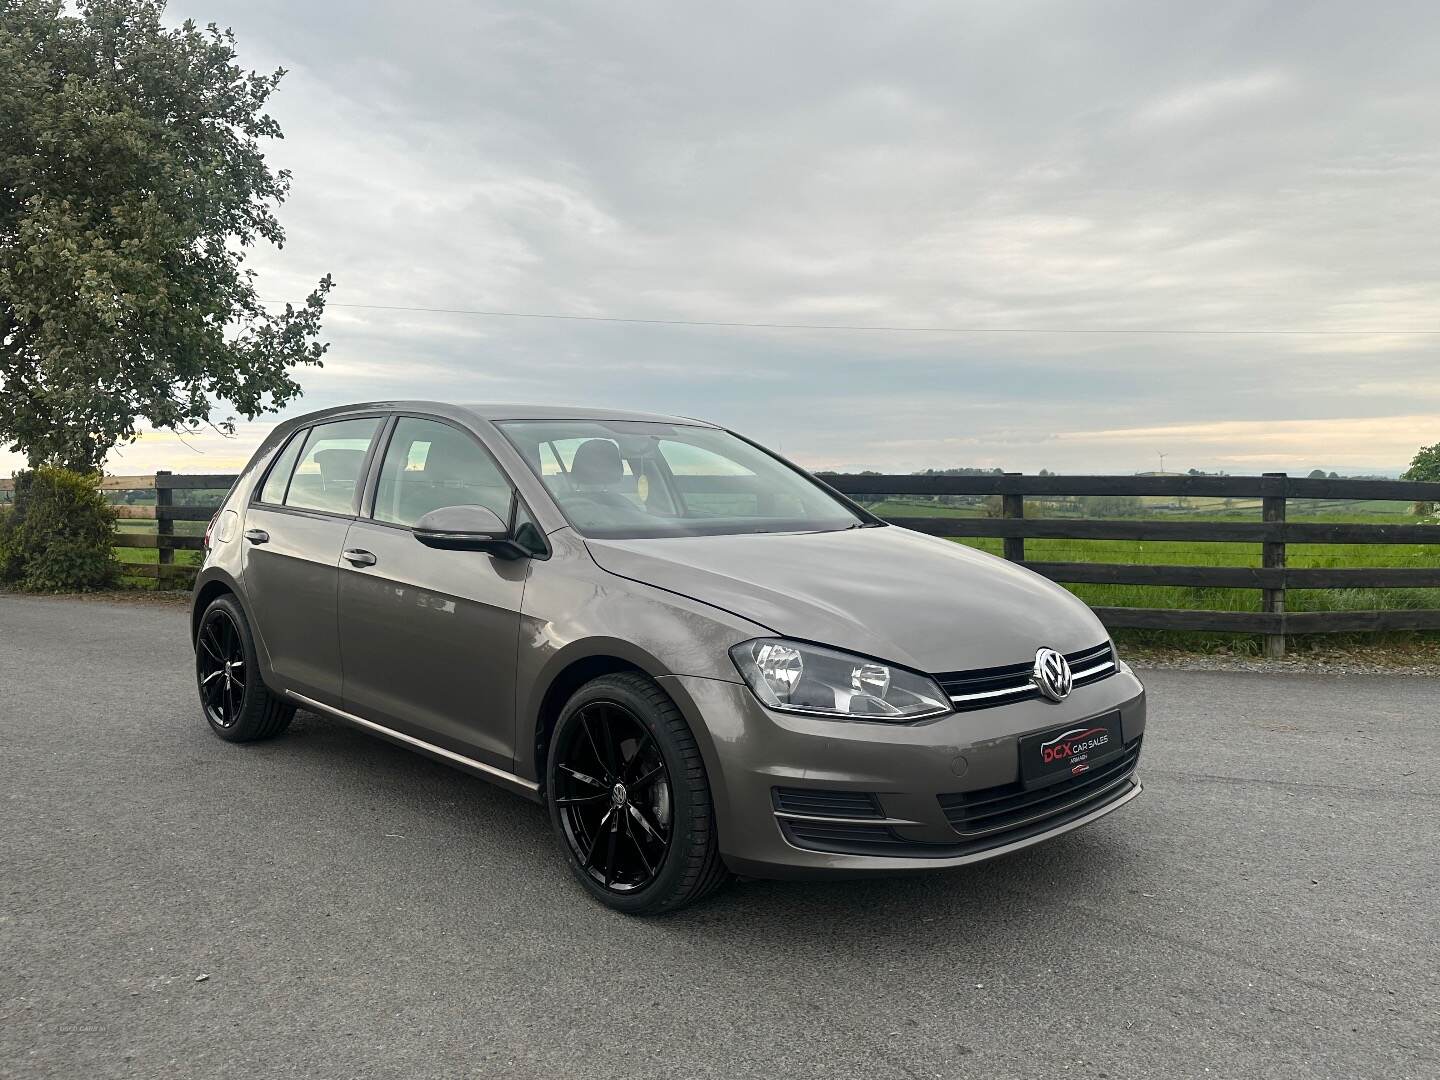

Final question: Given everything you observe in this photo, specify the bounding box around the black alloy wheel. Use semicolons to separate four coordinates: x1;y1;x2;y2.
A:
553;699;672;893
194;594;295;743
197;607;247;728
546;672;729;914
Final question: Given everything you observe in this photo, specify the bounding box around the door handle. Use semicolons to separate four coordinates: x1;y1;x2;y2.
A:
343;548;378;568
243;528;269;544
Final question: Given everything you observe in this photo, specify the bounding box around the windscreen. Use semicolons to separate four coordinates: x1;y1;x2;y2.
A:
496;420;868;539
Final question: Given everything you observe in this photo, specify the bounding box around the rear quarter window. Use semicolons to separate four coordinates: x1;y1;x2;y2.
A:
258;431;306;505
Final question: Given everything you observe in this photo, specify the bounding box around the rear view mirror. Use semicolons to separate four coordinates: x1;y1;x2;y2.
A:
412;505;525;557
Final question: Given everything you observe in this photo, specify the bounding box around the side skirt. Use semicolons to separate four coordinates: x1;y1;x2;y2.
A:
285;691;543;803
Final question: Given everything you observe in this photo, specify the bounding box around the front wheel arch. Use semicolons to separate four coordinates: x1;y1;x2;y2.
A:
532;654;650;799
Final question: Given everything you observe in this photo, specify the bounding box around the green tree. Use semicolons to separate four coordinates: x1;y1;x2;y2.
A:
1404;442;1440;515
1404;442;1440;483
0;0;331;470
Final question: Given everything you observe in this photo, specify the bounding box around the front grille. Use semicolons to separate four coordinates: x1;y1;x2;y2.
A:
772;787;884;819
935;641;1118;712
938;737;1142;839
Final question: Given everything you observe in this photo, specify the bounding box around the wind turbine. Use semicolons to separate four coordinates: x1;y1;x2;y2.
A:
1157;450;1167;475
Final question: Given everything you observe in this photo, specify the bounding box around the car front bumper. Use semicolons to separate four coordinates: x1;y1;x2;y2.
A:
659;668;1146;879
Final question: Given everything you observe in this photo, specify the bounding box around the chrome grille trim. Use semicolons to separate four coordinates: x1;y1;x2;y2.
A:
938;643;1119;712
773;810;923;826
947;683;1038;704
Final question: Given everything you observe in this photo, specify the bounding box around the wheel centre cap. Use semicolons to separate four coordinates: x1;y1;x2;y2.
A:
611;782;628;807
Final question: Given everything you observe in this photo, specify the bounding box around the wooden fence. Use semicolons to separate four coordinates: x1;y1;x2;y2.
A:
4;469;1440;656
826;471;1440;656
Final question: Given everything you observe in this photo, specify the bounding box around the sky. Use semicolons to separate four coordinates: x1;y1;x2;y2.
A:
13;0;1440;477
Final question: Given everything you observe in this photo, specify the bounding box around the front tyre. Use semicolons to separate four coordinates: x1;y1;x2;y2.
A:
546;672;729;914
195;594;294;743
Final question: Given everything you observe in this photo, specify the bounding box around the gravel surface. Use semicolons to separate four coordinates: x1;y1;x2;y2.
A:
2;592;1438;1079
1126;642;1440;677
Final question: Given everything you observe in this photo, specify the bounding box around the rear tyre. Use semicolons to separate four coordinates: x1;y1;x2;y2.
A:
546;672;730;914
195;594;294;743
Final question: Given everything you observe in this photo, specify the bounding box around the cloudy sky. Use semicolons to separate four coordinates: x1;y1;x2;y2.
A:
21;0;1440;476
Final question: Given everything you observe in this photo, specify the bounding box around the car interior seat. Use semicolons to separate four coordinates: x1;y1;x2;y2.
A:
286;447;365;513
569;439;637;512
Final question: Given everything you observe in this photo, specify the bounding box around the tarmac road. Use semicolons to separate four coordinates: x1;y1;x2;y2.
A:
1;592;1437;1079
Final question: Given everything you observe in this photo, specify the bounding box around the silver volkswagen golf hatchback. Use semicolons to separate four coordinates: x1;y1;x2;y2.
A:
192;402;1145;913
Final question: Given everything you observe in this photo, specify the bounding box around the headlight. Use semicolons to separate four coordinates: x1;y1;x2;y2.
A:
729;638;952;721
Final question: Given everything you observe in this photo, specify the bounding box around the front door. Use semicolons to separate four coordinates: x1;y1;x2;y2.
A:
338;416;527;770
241;416;384;706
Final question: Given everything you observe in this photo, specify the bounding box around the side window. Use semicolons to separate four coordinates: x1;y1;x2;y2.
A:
283;417;381;515
258;430;306;505
372;417;515;527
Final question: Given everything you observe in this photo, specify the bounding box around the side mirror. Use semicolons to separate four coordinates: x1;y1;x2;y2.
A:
412;505;526;558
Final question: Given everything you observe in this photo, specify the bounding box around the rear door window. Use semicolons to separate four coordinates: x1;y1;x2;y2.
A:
283;417;382;515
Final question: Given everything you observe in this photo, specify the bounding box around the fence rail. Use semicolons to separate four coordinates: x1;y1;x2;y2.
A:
828;472;1440;502
5;469;1440;654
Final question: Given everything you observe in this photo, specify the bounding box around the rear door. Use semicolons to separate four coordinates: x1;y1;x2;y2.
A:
241;415;384;706
337;415;528;769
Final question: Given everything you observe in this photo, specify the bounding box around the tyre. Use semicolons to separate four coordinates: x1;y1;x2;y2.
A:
546;672;730;914
195;594;295;743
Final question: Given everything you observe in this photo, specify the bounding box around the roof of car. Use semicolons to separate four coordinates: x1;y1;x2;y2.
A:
458;403;717;426
285;401;719;429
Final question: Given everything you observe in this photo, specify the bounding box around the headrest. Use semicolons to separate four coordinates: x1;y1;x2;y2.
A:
314;448;365;484
422;436;473;484
571;439;623;487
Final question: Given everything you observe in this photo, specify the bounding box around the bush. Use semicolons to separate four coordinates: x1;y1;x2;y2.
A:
0;467;120;592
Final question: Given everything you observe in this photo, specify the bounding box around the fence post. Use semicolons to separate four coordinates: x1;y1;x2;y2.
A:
1262;472;1287;658
1002;473;1025;563
155;471;173;586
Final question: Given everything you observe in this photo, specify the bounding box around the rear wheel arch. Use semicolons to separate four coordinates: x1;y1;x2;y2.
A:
192;572;275;685
191;578;236;642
